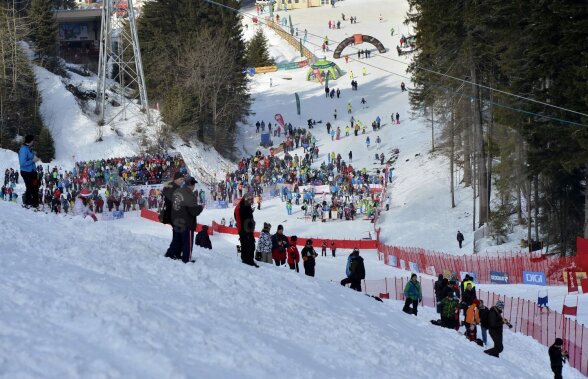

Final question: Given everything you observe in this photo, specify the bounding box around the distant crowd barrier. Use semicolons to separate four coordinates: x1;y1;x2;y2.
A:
140;209;376;249
377;245;574;285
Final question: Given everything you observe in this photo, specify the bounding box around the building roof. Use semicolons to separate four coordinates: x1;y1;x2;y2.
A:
55;9;102;23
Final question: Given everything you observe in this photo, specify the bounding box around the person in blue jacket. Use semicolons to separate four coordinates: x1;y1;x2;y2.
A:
19;134;40;208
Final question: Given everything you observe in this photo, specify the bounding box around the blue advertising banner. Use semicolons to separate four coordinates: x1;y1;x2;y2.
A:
490;271;509;284
523;271;546;286
387;255;397;267
408;261;420;274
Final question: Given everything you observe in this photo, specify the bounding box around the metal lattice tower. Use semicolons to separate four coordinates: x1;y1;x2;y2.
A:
95;0;151;140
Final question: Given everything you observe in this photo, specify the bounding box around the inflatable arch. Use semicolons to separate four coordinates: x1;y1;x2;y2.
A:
333;34;386;59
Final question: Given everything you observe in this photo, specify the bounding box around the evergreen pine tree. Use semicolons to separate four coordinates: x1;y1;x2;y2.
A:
36;127;55;162
29;0;58;60
246;29;274;67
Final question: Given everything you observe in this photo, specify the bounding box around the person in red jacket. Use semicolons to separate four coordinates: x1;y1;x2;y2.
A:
330;241;337;257
287;236;300;272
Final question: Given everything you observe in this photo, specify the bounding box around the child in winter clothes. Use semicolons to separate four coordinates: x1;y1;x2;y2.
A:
256;222;273;263
465;299;481;342
287;236;300;272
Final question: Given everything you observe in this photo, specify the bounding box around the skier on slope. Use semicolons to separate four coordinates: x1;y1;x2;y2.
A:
365;136;370;149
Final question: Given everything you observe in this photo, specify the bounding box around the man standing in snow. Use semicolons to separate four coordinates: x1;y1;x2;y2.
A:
549;338;568;379
235;193;259;267
484;300;508;357
19;134;40;209
163;172;185;259
457;230;464;248
340;248;365;291
171;177;203;263
403;273;422;315
301;239;317;276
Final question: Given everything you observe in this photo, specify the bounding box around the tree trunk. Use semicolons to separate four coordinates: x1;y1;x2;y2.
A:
534;174;539;241
471;64;488;227
462;101;472;187
431;106;435;152
450;107;456;208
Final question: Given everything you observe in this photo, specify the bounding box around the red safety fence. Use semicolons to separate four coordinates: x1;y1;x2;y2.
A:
360;276;588;376
377;244;575;285
140;210;377;248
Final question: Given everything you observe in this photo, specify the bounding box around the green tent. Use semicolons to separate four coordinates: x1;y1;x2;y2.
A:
306;59;344;82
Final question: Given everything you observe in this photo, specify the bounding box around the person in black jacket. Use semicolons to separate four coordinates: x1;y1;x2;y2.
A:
340;248;365;291
549;338;568;379
195;225;212;249
163;172;185;259
234;193;258;267
457;230;464;248
301;239;317;277
171;177;203;263
434;274;444;313
484;300;507;357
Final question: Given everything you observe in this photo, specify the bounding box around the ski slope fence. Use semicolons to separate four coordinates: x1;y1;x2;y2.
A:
360;276;588;376
377;245;574;285
139;209;377;249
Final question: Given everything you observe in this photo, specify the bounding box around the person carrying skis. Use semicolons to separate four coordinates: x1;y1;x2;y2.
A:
403;273;422;315
340;248;365;291
256;222;273;263
287;236;300;272
301;239;317;276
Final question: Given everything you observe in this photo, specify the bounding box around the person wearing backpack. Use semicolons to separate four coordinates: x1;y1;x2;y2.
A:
440;292;459;328
340;248;365;291
171;177;203;263
163;172;185;260
464;299;481;342
484;300;507;357
403;273;422;315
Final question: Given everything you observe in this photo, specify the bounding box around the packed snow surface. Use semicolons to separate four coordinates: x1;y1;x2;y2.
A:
0;202;583;379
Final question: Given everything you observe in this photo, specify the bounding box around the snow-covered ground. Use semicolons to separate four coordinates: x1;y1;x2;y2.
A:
2;0;585;376
0;201;583;379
